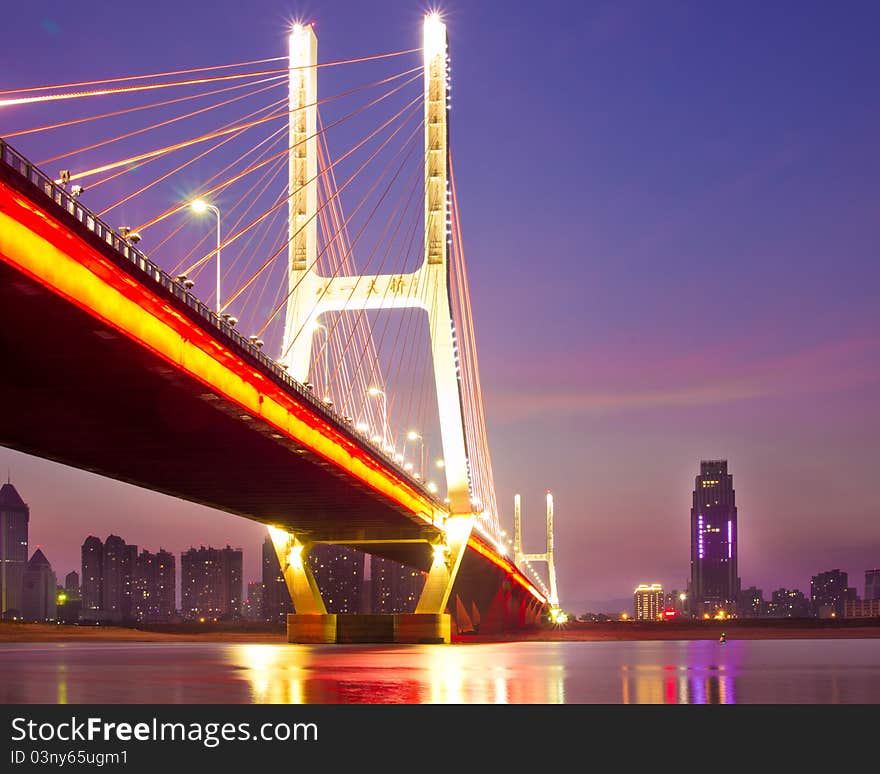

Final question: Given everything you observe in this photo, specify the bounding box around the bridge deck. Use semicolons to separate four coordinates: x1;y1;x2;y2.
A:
0;139;545;612
0;147;446;570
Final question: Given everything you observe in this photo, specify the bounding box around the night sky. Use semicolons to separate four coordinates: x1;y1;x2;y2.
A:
2;1;878;613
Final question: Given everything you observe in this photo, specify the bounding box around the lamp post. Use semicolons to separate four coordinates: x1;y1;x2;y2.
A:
367;387;387;447
407;430;424;477
191;199;221;314
311;322;329;400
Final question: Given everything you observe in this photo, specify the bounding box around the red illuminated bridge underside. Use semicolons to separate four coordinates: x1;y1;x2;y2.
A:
0;147;545;632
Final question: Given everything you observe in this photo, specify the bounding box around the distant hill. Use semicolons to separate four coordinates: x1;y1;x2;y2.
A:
573;598;633;618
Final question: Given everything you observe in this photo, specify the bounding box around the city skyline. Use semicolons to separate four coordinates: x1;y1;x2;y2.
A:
3;473;878;617
3;479;444;621
1;1;878;614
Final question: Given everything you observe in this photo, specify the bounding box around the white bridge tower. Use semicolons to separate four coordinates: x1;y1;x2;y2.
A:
271;14;477;634
514;492;560;610
280;15;470;517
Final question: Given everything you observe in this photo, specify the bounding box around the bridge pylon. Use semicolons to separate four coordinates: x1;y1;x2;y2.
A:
280;22;319;390
515;492;561;616
280;14;469;517
272;13;477;642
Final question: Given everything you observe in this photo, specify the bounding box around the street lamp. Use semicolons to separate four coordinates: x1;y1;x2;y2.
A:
367;387;387;446
190;199;221;314
311;322;329;400
406;430;424;477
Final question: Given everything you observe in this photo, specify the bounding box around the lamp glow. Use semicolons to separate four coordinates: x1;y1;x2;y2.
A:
287;542;304;569
366;387;388;447
189;199;221;313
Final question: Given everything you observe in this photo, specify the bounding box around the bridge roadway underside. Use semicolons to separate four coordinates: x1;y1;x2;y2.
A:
0;253;444;569
0;168;546;633
0;260;543;630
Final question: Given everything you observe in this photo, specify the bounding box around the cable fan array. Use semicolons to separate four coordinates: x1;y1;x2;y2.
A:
0;38;509;549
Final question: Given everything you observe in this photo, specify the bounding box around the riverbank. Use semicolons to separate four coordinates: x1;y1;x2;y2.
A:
0;621;285;643
458;618;880;642
2;618;879;644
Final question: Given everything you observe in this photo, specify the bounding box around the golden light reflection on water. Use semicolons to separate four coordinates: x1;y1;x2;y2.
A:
0;639;876;703
56;663;67;705
427;645;467;703
240;645;305;704
494;674;507;704
621;663;736;704
232;643;567;704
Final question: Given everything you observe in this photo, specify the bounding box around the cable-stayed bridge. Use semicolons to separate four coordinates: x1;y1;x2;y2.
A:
0;13;559;642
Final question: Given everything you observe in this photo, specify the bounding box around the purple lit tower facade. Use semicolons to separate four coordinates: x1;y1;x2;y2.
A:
689;460;740;618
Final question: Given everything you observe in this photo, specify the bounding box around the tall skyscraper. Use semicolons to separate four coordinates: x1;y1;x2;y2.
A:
102;535;136;622
132;548;176;622
82;536;173;622
0;480;29;618
57;569;82;625
81;536;103;617
810;569;857;618
261;535;293;623
309;544;365;613
689;460;740;617
370;556;424;613
865;569;880;601
64;571;80;596
21;548;57;622
633;583;663;621
180;545;242;621
153;549;176;620
243;581;264;621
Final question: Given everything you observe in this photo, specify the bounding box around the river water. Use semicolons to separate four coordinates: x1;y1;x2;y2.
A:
1;639;878;703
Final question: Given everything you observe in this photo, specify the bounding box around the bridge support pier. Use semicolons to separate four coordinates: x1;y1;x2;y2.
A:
267;526;326;615
286;613;450;644
277;512;471;644
415;514;474;616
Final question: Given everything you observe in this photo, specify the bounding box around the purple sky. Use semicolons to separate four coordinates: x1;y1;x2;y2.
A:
2;1;879;613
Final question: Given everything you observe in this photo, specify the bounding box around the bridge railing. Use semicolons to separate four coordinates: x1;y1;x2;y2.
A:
0;137;439;505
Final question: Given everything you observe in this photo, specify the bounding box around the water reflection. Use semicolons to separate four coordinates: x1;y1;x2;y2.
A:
57;662;68;705
621;642;738;704
234;643;566;703
621;666;736;704
0;639;877;703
